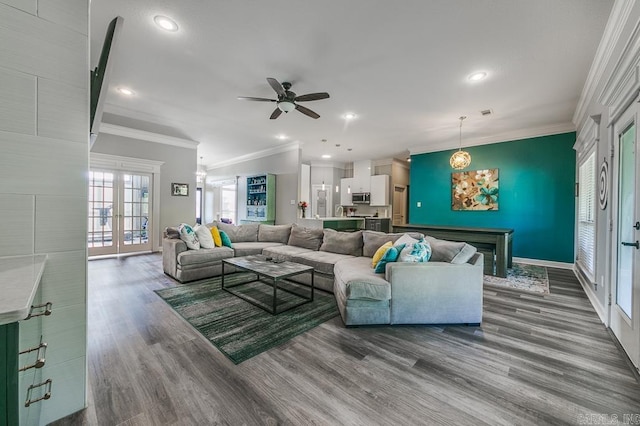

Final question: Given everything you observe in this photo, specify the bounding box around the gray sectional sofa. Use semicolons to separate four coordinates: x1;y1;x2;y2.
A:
162;222;483;326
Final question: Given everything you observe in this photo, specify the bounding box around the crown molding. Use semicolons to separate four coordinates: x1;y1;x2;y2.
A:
99;123;199;149
598;14;640;124
573;0;634;130
409;122;575;155
208;142;300;170
90;152;165;173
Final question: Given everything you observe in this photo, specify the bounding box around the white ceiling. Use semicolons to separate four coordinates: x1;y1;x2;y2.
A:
90;0;614;169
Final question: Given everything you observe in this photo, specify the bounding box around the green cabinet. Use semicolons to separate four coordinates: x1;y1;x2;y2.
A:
245;174;275;224
322;219;363;231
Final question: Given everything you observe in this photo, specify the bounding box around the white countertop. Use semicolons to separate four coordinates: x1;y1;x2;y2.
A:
0;254;47;325
299;217;366;221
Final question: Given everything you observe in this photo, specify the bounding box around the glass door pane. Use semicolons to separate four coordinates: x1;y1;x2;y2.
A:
120;173;151;252
617;122;635;318
88;171;116;256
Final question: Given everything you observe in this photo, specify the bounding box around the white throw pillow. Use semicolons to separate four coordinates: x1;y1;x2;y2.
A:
394;233;419;248
194;224;215;249
178;223;200;250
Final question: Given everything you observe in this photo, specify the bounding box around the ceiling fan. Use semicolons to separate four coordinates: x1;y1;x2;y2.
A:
238;78;330;119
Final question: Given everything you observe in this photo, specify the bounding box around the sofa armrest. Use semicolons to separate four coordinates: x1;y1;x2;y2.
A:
162;238;187;277
386;255;483;325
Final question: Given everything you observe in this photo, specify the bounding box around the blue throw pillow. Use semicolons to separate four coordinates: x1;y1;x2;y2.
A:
398;240;432;263
374;243;406;274
219;230;233;247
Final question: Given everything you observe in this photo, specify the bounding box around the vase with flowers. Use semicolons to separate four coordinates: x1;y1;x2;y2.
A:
298;201;308;218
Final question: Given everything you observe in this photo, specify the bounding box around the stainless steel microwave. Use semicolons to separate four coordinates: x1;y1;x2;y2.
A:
352;192;370;204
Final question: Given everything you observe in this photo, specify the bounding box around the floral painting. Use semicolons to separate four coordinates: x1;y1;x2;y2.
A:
451;168;499;211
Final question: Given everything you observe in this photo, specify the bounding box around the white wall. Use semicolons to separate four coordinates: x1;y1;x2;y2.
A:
573;0;640;319
0;0;88;422
91;132;198;241
207;148;301;225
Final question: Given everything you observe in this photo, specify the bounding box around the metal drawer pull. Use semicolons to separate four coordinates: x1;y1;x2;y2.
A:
25;302;52;320
18;342;47;371
25;379;52;407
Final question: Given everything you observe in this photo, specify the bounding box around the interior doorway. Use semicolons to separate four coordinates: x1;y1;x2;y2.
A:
610;103;640;370
88;170;152;256
311;184;332;218
393;185;407;226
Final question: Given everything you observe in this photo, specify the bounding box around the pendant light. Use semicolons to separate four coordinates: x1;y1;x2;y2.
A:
450;116;471;170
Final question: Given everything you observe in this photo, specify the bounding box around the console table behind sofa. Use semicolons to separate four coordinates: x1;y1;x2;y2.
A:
393;224;513;278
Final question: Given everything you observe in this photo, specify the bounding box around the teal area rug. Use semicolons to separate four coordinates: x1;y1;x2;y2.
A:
155;272;339;364
483;262;549;294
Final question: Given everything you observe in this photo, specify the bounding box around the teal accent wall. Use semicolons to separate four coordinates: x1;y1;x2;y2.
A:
409;132;576;263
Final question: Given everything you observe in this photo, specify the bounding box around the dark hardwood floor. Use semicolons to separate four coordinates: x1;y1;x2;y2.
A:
51;254;640;425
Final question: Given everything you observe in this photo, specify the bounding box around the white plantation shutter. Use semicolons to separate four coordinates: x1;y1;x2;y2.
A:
577;152;596;279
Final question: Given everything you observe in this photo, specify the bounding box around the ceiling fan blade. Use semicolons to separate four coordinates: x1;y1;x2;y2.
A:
295;92;330;102
266;78;286;97
295;104;320;119
270;108;282;119
237;96;276;102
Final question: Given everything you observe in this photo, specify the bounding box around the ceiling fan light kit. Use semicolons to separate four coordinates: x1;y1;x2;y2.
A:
450;116;472;170
238;77;329;119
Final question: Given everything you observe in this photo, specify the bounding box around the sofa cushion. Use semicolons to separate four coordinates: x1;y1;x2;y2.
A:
215;222;259;242
178;223;200;250
287;224;324;251
209;226;223;247
334;257;391;301
194;224;215;249
371;241;393;268
164;226;180;239
398;241;432;263
219;230;232;247
262;244;314;261
362;231;424;257
177;247;234;266
292;250;355;276
258;224;292;244
320;229;363;256
374;243;406;273
424;236;477;264
232;241;283;257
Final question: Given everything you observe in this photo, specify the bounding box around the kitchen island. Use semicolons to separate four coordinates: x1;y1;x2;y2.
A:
297;217;365;231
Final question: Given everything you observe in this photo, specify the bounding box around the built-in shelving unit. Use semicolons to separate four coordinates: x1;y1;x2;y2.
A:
245;174;275;224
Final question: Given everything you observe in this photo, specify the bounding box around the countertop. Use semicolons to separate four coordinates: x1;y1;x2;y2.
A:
0;254;47;325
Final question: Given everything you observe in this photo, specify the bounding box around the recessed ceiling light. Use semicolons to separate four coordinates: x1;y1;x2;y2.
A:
117;87;134;96
154;15;179;32
343;113;357;120
276;134;288;140
322;154;331;159
468;71;487;82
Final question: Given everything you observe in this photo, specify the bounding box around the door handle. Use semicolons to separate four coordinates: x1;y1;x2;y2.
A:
634;222;640;230
621;241;639;249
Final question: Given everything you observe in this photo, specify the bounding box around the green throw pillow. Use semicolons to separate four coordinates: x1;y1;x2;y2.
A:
219;230;233;247
374;243;406;274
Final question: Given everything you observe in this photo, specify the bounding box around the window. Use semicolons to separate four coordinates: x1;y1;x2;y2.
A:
221;183;237;224
196;187;202;224
577;152;596;279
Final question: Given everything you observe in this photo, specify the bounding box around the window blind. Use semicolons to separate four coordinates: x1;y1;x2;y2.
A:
577;152;596;279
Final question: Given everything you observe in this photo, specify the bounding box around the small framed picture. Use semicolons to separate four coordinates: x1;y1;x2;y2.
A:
171;183;189;196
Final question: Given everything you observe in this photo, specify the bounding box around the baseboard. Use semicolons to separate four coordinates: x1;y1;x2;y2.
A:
513;257;574;270
574;265;608;325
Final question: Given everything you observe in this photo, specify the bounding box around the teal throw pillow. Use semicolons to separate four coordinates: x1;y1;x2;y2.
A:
374;243;406;274
219;230;233;247
398;240;432;263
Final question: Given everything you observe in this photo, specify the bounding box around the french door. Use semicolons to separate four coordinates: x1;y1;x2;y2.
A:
611;104;640;369
88;170;152;256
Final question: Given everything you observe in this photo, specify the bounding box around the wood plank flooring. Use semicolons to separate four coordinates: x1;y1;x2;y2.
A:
51;254;640;425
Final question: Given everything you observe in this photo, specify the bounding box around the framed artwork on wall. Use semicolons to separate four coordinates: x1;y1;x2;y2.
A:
171;182;189;196
452;168;499;211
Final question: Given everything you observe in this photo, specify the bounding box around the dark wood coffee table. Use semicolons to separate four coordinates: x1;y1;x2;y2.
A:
221;255;314;315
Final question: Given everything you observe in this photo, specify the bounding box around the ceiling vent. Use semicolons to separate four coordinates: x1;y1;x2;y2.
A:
480;109;493;116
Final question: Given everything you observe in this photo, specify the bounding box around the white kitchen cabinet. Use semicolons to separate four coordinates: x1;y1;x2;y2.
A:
370;175;389;206
340;178;354;206
352;160;371;192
